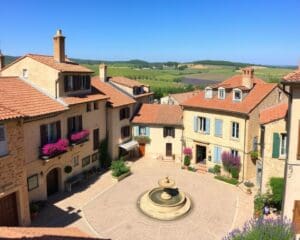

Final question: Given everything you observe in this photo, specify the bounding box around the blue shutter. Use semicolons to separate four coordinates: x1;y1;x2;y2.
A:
215;119;223;137
213;146;218;163
218;147;222;163
146;127;150;137
134;126;139;136
193;116;198;132
206;118;210;135
214;146;222;163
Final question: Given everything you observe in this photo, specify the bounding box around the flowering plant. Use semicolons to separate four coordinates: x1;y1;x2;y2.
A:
222;151;241;172
70;129;89;143
42;139;69;156
183;147;192;157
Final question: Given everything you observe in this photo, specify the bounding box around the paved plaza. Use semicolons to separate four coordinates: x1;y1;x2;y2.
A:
32;158;253;240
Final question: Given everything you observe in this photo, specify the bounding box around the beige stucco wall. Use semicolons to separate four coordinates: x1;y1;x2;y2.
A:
1;57;59;98
133;125;183;162
284;86;300;220
107;105;134;160
0;120;30;226
183;108;246;171
24;101;106;202
261;119;286;193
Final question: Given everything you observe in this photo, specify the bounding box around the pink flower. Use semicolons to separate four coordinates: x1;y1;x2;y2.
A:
70;129;90;142
183;147;192;156
42;138;69;156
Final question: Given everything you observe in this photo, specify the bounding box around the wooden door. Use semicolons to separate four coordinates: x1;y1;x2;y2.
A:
47;168;59;196
0;192;18;226
293;201;300;233
166;143;172;156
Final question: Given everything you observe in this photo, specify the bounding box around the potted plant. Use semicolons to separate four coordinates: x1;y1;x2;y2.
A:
110;158;131;182
41;138;69;159
30;202;40;220
213;165;221;175
254;194;266;218
183;147;192;169
250;151;259;162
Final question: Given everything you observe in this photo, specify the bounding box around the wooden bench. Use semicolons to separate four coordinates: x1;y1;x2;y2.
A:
65;174;84;192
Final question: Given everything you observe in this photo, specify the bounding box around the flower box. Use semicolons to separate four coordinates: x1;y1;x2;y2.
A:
112;170;131;182
70;129;89;145
40;139;69;160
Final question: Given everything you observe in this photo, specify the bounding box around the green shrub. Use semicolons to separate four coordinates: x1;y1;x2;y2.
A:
188;166;196;172
64;165;72;174
269;177;285;210
250;151;259;160
208;167;215;174
214;175;238;185
254;194;267;217
184;155;191;167
213;165;221;174
110;159;130;177
231;167;239;179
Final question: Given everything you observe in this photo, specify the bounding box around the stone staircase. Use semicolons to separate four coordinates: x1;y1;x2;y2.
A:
196;164;208;174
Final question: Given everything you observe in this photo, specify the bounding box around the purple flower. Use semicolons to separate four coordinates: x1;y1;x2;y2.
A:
42;138;69;156
70;129;89;142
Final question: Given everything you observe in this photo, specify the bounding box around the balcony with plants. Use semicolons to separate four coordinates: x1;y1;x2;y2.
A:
69;129;90;145
40;138;69;160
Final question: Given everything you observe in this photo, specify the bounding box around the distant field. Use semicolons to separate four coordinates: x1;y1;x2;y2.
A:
85;63;293;98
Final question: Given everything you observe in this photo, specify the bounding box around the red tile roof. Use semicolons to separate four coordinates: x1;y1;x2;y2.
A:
1;54;93;73
110;76;146;88
60;93;109;106
0;76;67;119
181;75;277;115
169;90;201;104
0;227;106;239
132;104;183;126
260;103;288;124
213;75;265;89
92;77;136;107
282;69;300;83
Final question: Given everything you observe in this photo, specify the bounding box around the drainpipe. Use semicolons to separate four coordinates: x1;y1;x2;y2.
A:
240;118;247;184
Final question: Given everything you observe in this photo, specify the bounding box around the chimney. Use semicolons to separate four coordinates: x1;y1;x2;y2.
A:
0;50;4;71
99;64;107;82
242;67;254;89
53;29;65;63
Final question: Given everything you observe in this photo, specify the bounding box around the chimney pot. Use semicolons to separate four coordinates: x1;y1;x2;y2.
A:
99;64;107;82
242;67;254;89
53;29;65;63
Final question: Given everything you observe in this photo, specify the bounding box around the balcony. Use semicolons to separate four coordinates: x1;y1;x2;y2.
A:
69;129;90;146
39;139;69;160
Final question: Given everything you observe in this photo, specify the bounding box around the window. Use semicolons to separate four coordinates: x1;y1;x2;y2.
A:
133;87;144;95
72;155;79;167
205;87;212;99
280;134;287;158
163;127;175;138
27;174;39;191
139;126;147;136
0;125;8;156
214;119;223;137
218;88;225;99
231;149;239;157
82;155;91;167
94;101;99;110
196;117;210;134
120;107;130;120
92;152;99;162
40;121;61;146
121;126;131;139
213;146;222;164
64;75;91;92
233;89;242;101
86;103;91;112
67;116;82;135
93;129;99;151
231;122;239;139
22;69;28;79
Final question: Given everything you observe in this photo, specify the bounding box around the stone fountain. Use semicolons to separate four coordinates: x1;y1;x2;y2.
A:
138;176;191;221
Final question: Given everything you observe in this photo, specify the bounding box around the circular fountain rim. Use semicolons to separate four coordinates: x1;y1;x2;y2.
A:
148;187;186;207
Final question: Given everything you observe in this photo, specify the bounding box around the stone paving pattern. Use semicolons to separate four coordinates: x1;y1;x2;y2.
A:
32;158;253;240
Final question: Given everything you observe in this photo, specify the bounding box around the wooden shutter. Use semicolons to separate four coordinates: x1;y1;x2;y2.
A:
163;128;167;137
56;121;61;140
272;133;280;158
78;116;83;131
119;109;123;120
172;128;175;138
298;121;300;160
40;124;48;146
86;76;91;89
93;129;99;150
64;76;69;92
67;117;72;136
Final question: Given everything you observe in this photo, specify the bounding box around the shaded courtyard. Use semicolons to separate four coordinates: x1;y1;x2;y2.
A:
32;158;253;240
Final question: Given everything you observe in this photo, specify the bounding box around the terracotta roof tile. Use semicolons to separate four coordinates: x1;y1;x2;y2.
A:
283;69;300;83
0;76;67;119
92;77;136;107
0;227;106;239
182;75;277;115
1;54;93;73
110;76;146;88
213;75;265;89
132;104;183;126
60;93;109;106
0;105;24;121
169;90;201;104
260;103;288;124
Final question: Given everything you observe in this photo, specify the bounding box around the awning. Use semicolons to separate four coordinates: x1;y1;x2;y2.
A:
119;140;139;151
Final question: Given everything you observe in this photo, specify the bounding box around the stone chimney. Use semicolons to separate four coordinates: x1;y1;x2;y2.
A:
242;67;254;89
0;50;4;71
53;29;65;63
99;64;107;82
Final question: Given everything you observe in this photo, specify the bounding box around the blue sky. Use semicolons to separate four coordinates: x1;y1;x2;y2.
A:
1;0;300;65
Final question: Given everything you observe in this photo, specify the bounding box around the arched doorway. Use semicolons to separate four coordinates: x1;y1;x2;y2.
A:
46;168;59;196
